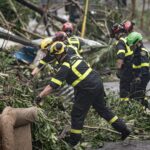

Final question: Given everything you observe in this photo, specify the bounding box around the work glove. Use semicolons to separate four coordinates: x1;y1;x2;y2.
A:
116;69;121;78
134;77;141;84
34;96;43;106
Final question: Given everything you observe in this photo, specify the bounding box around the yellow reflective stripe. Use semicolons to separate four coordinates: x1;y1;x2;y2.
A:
39;60;46;65
133;63;149;69
120;97;129;101
69;45;81;56
132;64;141;69
109;116;118;124
141;63;149;67
63;62;70;68
79;49;83;53
117;49;125;55
72;60;82;77
120;37;133;57
70;129;82;134
51;77;62;86
125;50;133;56
72;68;92;87
68;37;80;49
141;48;148;52
120;37;126;43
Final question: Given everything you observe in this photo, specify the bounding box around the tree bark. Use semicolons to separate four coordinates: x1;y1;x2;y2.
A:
15;0;67;23
0;30;39;47
131;0;136;19
140;0;145;29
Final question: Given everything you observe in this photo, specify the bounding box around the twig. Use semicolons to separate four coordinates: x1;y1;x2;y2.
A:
0;11;9;27
15;0;67;23
0;73;9;77
84;125;120;134
8;0;29;38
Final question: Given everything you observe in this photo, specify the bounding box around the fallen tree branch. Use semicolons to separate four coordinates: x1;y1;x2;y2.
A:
84;125;120;134
8;0;29;38
2;22;44;39
15;0;67;23
0;11;9;27
0;30;39;47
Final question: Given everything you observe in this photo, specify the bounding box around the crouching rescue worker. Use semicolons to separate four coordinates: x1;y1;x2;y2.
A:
31;31;80;76
34;41;131;147
127;32;150;109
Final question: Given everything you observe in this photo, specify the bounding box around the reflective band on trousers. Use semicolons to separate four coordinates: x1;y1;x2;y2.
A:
70;129;82;134
51;77;62;86
39;60;46;65
120;97;129;101
120;38;133;57
109;116;118;124
72;68;92;87
132;63;149;69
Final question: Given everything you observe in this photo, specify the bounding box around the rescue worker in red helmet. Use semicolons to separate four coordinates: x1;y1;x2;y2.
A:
110;23;134;102
62;22;84;53
34;41;131;147
62;22;74;37
122;20;135;34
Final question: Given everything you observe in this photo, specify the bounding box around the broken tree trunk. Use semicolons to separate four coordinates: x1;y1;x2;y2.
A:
0;30;39;47
15;0;67;23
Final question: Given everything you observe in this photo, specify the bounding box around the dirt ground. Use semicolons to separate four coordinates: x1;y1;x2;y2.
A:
104;81;150;96
97;140;150;150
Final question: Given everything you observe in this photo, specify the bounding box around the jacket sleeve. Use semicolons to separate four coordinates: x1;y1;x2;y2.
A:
140;47;149;76
37;54;55;69
49;62;70;89
116;41;126;60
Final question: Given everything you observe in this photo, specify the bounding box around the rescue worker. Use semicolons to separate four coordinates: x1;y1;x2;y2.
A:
122;20;135;34
34;41;131;147
31;31;80;76
31;37;55;76
127;32;150;109
62;22;84;53
111;23;134;102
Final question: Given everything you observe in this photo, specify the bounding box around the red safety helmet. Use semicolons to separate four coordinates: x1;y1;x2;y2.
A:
62;22;73;36
110;23;124;38
122;20;134;33
53;31;67;42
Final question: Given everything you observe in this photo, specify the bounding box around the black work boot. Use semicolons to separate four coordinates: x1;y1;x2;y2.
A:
111;118;131;140
121;128;131;140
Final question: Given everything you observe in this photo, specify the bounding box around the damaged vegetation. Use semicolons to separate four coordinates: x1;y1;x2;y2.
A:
0;0;150;149
1;49;150;149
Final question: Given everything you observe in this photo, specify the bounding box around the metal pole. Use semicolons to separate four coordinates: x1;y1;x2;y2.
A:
81;0;89;38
